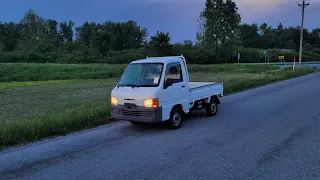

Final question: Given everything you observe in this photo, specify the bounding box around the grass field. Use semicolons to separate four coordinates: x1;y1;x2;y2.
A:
0;63;316;149
0;63;280;82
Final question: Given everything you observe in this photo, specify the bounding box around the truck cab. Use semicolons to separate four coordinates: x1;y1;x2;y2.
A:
111;55;223;129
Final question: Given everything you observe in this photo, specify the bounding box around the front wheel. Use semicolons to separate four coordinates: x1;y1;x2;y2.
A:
206;98;218;117
168;107;184;130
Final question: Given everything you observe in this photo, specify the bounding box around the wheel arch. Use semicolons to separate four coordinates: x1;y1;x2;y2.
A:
210;95;220;104
171;104;184;114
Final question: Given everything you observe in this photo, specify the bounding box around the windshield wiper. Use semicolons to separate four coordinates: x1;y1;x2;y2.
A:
139;85;156;87
119;84;140;88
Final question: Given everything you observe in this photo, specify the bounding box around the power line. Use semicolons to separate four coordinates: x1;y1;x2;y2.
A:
271;0;295;9
298;0;309;67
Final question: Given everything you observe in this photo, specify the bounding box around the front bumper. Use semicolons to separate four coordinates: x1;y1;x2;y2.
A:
111;105;162;123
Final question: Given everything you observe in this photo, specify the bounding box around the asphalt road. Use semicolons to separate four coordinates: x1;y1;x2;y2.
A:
280;64;320;69
1;73;320;180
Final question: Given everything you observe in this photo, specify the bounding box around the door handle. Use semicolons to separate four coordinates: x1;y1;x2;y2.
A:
182;85;185;88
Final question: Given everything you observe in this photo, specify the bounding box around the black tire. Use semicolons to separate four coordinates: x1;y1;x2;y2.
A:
206;98;218;117
167;107;184;130
129;121;141;125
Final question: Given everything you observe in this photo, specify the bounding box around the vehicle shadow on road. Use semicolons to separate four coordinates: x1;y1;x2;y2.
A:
117;110;214;133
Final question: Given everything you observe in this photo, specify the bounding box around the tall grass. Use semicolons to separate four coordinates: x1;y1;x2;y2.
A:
0;63;127;82
0;80;75;89
0;102;112;148
223;68;315;94
187;64;279;74
0;63;279;82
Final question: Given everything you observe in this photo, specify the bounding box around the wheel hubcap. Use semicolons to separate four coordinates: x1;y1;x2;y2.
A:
172;112;181;126
210;103;217;113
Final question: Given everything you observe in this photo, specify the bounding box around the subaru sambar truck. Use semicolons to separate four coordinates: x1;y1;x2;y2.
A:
110;55;223;129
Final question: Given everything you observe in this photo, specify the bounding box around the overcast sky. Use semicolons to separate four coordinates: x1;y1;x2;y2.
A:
1;0;319;42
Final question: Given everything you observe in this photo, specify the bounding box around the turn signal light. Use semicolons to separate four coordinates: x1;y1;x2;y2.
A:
144;98;159;108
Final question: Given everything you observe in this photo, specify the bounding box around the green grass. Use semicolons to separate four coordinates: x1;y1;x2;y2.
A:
0;63;279;82
0;63;316;149
0;80;76;89
190;67;316;94
187;64;279;74
0;63;127;82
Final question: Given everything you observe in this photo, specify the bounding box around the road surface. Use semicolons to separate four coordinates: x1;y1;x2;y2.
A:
279;64;320;69
1;73;320;180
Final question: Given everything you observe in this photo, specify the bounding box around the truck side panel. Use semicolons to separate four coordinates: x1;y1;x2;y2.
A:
161;98;190;121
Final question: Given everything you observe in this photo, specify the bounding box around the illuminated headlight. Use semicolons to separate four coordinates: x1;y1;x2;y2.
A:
144;98;159;108
111;96;118;105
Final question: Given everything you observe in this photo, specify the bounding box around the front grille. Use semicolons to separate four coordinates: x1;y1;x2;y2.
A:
118;109;143;116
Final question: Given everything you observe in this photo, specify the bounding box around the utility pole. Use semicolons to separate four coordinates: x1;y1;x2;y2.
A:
298;0;309;67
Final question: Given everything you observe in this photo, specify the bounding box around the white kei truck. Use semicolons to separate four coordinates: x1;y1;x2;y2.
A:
110;55;224;129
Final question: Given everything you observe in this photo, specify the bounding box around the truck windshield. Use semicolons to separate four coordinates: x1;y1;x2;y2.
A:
118;63;164;87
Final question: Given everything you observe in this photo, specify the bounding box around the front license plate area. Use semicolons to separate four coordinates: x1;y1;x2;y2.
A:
124;103;136;110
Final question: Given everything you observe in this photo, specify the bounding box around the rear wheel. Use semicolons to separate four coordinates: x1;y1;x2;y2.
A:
168;107;184;130
206;98;218;117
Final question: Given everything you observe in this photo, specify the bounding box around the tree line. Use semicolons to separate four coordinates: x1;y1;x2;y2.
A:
1;0;320;64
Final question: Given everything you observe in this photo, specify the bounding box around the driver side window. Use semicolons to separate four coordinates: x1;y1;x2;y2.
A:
164;63;183;88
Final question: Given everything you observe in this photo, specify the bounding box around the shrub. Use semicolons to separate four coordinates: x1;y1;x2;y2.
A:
235;46;264;63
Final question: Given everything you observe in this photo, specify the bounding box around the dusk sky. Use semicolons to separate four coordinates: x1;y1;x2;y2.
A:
0;0;319;43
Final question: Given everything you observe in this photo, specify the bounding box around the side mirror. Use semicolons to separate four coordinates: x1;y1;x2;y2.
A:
165;78;173;88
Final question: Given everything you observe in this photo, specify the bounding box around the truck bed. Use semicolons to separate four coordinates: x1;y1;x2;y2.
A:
188;82;223;102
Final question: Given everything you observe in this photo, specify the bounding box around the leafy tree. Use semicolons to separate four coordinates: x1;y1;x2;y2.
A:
310;28;320;48
282;27;308;51
303;43;313;51
199;0;241;45
259;23;276;49
183;40;193;48
198;0;241;62
196;11;206;46
3;37;17;51
46;19;59;40
149;31;172;56
283;39;296;50
2;8;320;64
0;22;5;40
111;21;148;51
92;31;114;56
59;21;74;42
122;20;147;49
20;9;46;41
275;22;284;48
172;40;195;61
0;22;21;51
238;23;260;48
113;23;124;51
75;22;98;45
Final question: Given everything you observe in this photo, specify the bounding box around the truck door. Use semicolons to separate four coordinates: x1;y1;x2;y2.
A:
159;61;189;120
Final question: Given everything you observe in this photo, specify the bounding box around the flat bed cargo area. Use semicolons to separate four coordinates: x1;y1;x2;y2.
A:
188;82;223;102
